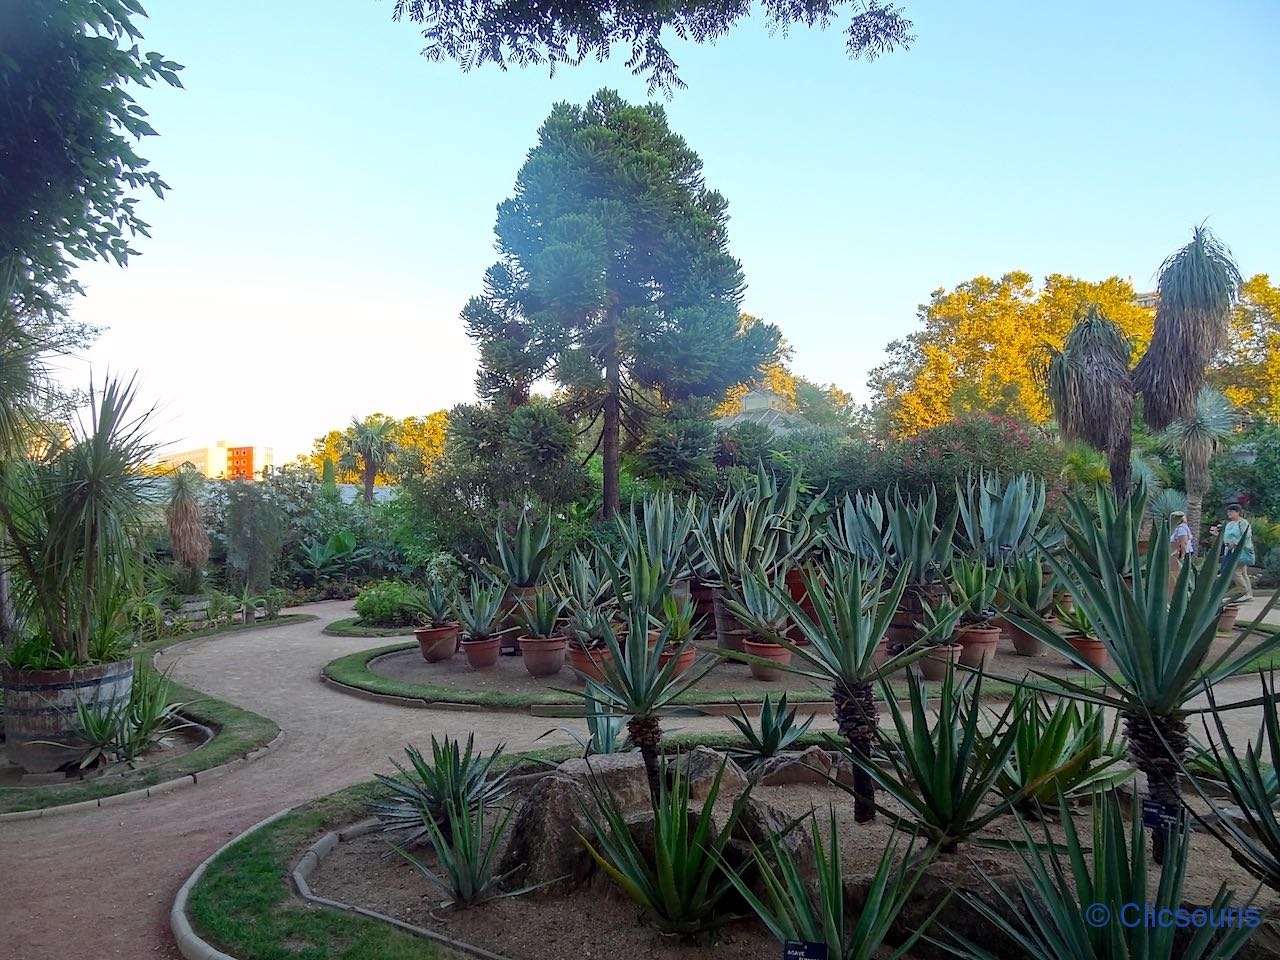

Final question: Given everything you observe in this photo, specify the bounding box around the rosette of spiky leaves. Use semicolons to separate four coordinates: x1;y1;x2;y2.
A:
659;589;702;646
554;549;614;612
999;553;1055;617
945;790;1259;960
616;491;696;581
727;692;814;770
724;808;945;960
562;610;715;807
565;602;614;651
513;587;567;639
845;670;1031;852
956;470;1051;562
949;556;999;628
577;756;752;936
492;508;556;588
883;486;958;586
372;734;510;845
455;576;505;641
1181;672;1280;892
419;573;455;628
724;567;792;641
694;484;785;589
539;679;633;757
984;688;1131;812
1002;487;1280;863
826;491;889;562
1135;225;1242;431
606;538;673;622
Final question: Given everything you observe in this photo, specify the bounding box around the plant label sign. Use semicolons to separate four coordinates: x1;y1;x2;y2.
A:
1142;798;1181;829
784;941;828;960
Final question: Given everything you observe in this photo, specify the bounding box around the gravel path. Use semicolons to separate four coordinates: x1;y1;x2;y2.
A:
0;598;1271;960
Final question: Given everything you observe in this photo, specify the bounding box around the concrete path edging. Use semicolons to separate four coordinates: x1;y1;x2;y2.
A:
171;807;295;960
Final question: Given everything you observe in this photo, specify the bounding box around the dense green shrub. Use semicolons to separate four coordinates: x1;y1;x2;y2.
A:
354;580;425;627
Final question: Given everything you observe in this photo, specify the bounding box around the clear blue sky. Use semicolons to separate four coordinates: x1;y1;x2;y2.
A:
62;0;1280;461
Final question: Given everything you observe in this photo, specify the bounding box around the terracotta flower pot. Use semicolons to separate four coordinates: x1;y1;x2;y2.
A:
742;638;791;681
1218;604;1241;635
658;643;697;675
919;643;962;682
713;588;752;653
1067;636;1108;669
568;644;612;684
415;623;461;663
1006;616;1053;657
871;638;893;671
500;586;537;649
461;636;501;669
519;635;569;677
956;624;1000;669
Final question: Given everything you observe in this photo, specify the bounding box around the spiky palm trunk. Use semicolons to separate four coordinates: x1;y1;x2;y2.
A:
1123;710;1189;865
628;713;663;808
834;680;878;822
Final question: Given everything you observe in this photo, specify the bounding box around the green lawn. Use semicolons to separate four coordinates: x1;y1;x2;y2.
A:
323;616;418;638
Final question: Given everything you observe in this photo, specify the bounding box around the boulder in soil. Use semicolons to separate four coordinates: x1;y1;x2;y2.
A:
755;745;836;786
673;745;749;799
556;753;652;813
498;773;598;893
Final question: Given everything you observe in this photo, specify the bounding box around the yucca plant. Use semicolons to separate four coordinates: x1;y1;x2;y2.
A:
577;756;751;935
492;508;556;588
944;790;1260;960
372;734;510;845
727;692;814;770
724;808;945;960
1002;486;1280;862
1160;386;1238;535
846;669;1032;852
164;463;209;594
564;611;716;806
513;587;567;639
391;802;528;908
985;687;1130;812
455;576;505;641
1182;672;1280;892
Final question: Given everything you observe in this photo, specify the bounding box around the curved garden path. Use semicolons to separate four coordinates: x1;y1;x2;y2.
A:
0;601;834;960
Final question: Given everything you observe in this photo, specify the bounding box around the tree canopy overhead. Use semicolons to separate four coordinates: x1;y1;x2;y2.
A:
464;89;782;515
389;0;914;91
0;0;182;306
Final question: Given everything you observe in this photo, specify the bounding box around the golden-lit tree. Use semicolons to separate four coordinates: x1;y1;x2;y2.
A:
1209;274;1280;420
870;273;1153;434
305;411;449;489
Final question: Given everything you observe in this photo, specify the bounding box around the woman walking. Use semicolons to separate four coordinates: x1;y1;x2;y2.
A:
1211;502;1255;601
1169;509;1194;593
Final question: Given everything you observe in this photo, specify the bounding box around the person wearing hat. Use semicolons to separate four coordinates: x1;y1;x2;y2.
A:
1169;509;1194;592
1210;503;1255;600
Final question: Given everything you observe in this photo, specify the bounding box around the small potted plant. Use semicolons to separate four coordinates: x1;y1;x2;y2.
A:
413;575;460;663
999;555;1057;657
492;509;558;653
950;557;1001;669
515;589;570;678
1218;595;1244;634
727;572;792;682
457;578;506;669
918;596;965;682
1056;602;1108;669
656;591;700;675
566;603;616;684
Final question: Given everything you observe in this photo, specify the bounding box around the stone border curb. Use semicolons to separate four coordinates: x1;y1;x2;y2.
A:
171;807;295;960
0;728;285;823
291;818;515;960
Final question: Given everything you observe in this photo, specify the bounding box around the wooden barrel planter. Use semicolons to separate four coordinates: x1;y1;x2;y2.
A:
712;588;752;653
1;659;134;773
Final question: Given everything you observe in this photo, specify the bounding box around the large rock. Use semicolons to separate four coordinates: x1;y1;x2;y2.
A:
557;753;652;812
497;773;598;893
756;745;837;786
673;745;749;799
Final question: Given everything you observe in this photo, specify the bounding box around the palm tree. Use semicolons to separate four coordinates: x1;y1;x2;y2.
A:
339;415;396;504
1044;227;1241;501
1161;387;1238;536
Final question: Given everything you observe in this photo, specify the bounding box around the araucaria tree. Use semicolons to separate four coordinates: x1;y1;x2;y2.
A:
464;90;782;517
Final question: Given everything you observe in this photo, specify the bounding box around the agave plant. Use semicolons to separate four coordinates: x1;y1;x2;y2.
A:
949;556;1000;628
725;808;945;960
956;471;1050;562
566;611;715;806
455;577;505;641
554;550;613;612
419;573;454;628
565;602;614;651
390;802;528;909
616;491;696;581
725;568;792;642
492;508;556;588
539;679;633;757
727;692;814;770
513;587;567;639
372;734;510;845
606;538;674;621
694;483;785;589
826;491;889;562
577;756;752;935
1182;672;1280;892
985;687;1130;812
998;553;1055;617
884;486;958;587
1003;487;1280;862
945;790;1260;960
845;669;1032;852
659;589;702;647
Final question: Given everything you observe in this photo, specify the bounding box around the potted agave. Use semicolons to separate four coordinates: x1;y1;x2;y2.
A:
950;557;1001;669
999;554;1057;657
515;589;570;678
413;575;459;663
492;509;557;654
656;591;700;675
566;604;616;684
727;571;793;682
1056;602;1108;669
1217;597;1243;635
457;578;506;669
918;596;965;682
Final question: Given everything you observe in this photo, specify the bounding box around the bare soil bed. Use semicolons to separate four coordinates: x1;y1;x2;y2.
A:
308;775;1280;960
0;720;211;788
